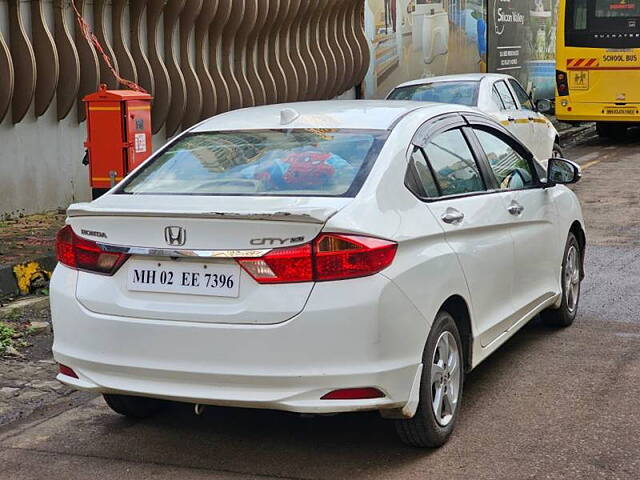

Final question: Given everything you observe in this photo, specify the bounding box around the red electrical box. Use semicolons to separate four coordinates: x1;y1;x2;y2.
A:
83;85;153;198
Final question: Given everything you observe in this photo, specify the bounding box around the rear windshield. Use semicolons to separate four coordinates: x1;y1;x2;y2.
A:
387;81;479;106
119;129;388;197
566;0;640;48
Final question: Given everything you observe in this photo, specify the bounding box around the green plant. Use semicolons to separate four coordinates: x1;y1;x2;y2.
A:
4;308;21;321
0;323;17;354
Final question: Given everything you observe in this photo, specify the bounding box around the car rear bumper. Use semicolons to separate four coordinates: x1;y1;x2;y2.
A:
50;265;427;414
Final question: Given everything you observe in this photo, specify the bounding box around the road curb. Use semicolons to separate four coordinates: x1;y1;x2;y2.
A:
0;295;50;319
558;122;596;146
0;256;56;301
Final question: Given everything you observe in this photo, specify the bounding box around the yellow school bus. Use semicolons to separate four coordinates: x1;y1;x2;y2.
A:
556;0;640;136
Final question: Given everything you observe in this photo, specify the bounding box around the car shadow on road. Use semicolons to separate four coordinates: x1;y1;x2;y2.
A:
77;316;566;479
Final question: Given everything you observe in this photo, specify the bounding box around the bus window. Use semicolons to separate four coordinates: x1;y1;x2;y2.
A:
566;0;640;48
571;0;587;30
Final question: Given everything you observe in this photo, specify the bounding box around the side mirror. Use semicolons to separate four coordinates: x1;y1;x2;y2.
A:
536;98;553;114
546;158;581;186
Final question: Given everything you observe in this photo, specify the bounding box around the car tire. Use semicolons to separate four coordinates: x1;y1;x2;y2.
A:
103;394;165;419
395;311;464;448
552;142;564;158
541;232;582;328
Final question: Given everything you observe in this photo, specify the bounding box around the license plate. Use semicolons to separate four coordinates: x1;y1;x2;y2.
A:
603;106;638;115
127;260;240;297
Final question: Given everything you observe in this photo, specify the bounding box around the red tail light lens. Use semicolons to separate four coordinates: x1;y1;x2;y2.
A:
556;70;569;96
58;364;79;379
56;225;128;275
314;234;397;281
237;234;397;284
237;244;313;284
321;387;385;400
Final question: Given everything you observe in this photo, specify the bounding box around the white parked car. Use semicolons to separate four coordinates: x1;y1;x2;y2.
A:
387;73;562;164
51;101;585;447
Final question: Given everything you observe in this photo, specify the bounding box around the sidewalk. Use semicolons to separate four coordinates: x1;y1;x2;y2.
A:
0;213;84;426
0;212;65;300
551;117;596;146
0;296;87;427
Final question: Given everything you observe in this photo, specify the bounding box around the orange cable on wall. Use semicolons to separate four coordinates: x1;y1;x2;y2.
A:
70;0;147;93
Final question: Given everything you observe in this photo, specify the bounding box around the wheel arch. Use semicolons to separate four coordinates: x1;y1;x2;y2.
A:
440;295;473;373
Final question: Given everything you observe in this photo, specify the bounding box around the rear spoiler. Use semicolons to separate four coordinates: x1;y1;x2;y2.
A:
66;204;337;225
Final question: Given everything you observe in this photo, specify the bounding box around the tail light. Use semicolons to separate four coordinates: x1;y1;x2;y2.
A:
237;233;397;284
56;225;128;275
556;70;569;96
237;244;313;284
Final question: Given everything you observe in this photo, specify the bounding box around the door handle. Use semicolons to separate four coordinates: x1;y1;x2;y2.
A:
441;209;465;224
507;202;524;216
528;116;535;121
507;116;516;122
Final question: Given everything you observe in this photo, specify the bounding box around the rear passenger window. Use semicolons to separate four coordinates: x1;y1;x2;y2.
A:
491;87;505;110
424;129;485;196
494;81;517;110
474;129;535;190
409;148;439;197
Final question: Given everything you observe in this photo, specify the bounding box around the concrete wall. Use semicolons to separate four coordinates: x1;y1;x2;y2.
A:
0;0;90;218
0;0;368;219
0;106;90;219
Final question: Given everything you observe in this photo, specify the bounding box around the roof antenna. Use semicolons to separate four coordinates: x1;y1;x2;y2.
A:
280;108;299;125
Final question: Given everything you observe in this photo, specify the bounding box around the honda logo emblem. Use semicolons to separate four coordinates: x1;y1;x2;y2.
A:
164;226;186;246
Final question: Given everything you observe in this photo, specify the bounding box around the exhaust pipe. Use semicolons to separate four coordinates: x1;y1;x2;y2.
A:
194;403;206;416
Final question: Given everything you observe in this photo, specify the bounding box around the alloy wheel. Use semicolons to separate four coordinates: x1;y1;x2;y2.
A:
565;245;580;314
431;331;461;427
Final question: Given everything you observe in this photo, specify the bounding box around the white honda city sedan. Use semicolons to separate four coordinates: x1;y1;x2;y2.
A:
51;101;585;447
387;73;562;164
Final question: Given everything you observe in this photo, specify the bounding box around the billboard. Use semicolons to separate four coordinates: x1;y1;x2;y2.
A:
488;0;559;99
363;0;488;98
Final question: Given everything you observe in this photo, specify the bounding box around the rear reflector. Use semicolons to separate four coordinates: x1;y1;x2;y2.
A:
237;233;397;284
56;225;128;275
321;387;385;400
58;364;79;379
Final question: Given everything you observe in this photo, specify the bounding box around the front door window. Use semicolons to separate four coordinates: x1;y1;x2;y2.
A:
473;129;535;190
423;129;486;197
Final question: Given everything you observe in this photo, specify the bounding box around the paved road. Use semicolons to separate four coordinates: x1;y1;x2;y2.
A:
1;132;639;479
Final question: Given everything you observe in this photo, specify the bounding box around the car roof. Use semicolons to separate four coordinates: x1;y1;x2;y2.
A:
391;73;514;90
192;100;451;132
